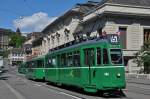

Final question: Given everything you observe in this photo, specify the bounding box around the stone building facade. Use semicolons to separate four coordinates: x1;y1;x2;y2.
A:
41;0;150;73
81;0;150;73
42;1;98;55
23;32;43;60
8;48;26;66
32;37;43;57
0;28;9;52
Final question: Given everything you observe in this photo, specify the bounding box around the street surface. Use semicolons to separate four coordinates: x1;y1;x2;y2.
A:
0;66;150;99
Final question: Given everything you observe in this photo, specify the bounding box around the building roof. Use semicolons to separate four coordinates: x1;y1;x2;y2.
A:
27;32;43;39
100;0;150;7
0;28;11;35
75;1;99;13
42;1;99;33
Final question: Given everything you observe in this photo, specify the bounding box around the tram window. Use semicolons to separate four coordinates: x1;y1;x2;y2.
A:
47;57;52;68
67;53;73;67
28;62;32;68
110;49;123;65
66;53;69;67
91;49;95;66
61;53;67;67
57;54;60;67
73;51;80;67
84;48;95;66
37;60;43;68
31;62;36;68
84;49;88;65
52;57;57;67
97;48;101;65
103;49;109;64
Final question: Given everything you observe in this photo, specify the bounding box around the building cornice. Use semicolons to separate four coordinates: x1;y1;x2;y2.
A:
83;3;150;23
85;1;150;16
105;3;150;9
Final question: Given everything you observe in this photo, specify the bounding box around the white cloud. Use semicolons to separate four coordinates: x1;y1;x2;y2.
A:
13;12;57;33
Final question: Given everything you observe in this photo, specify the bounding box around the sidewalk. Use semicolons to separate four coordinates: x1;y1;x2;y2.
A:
126;78;150;85
125;73;150;85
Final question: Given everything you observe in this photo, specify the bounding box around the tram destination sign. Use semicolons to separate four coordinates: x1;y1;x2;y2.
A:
107;34;120;44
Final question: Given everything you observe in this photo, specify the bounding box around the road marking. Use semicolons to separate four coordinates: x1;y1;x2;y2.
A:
35;83;84;99
59;92;83;99
123;89;128;91
2;80;26;99
34;84;41;86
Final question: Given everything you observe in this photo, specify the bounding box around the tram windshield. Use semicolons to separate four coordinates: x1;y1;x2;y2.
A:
110;49;123;65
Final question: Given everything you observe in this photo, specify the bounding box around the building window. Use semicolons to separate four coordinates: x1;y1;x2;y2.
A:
97;28;102;37
144;29;150;44
119;27;127;49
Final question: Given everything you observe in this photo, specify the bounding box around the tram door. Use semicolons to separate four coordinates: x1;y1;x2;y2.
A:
84;48;95;85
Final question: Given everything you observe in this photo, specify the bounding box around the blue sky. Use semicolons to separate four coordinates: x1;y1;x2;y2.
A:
0;0;94;33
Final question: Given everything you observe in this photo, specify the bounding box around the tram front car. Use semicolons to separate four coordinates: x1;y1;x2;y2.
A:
83;34;126;93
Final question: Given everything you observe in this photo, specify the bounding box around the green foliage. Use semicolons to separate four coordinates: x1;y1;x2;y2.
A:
9;33;26;48
2;50;10;58
135;42;150;74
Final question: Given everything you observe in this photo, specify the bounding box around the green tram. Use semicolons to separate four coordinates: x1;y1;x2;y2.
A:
25;56;45;80
18;34;126;93
18;62;28;74
44;35;126;93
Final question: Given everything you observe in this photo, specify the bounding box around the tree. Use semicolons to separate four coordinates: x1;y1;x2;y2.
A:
9;33;26;48
134;42;150;74
2;50;10;58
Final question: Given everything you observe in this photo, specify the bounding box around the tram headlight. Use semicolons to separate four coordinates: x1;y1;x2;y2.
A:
117;73;121;78
104;72;109;76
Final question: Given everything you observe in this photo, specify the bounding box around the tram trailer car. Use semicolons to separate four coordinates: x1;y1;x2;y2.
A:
45;34;126;93
18;62;28;74
25;56;45;80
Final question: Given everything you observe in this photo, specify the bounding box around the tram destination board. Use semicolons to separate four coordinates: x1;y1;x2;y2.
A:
107;34;120;45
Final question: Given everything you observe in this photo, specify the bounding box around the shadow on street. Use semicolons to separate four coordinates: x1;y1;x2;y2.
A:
0;69;9;80
46;82;126;98
0;76;9;80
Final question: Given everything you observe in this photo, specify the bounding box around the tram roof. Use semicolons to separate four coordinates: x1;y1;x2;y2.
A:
31;55;45;61
49;39;109;54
